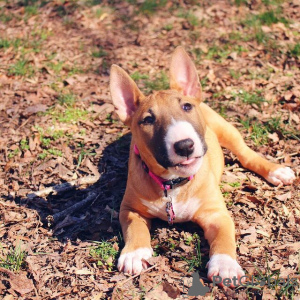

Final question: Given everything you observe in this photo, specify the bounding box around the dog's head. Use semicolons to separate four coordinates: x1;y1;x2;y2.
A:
110;47;207;178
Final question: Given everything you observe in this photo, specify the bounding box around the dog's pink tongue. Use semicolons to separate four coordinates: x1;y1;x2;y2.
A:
180;157;196;165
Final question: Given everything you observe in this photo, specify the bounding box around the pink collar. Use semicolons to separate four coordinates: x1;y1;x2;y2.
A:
134;144;194;195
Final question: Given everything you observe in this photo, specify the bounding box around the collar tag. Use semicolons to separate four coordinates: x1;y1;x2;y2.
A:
166;198;175;225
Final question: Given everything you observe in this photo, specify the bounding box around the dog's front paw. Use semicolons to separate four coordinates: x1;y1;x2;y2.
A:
118;247;153;275
207;254;245;288
267;167;295;186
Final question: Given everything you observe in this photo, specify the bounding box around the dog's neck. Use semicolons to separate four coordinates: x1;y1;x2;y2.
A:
133;144;194;197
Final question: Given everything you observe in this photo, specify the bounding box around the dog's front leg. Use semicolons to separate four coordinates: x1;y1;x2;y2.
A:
194;200;245;287
118;208;153;275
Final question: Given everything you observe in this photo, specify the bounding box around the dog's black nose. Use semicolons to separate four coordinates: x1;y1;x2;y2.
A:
174;138;194;157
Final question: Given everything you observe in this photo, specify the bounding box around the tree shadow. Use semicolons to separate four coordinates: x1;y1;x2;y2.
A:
18;133;131;242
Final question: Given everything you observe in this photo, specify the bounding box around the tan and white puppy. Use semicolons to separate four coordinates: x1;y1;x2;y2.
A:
109;47;295;286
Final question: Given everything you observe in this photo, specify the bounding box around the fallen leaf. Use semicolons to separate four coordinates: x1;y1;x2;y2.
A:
256;230;270;238
276;192;291;201
144;285;171;300
75;268;94;275
0;268;34;295
23;104;48;116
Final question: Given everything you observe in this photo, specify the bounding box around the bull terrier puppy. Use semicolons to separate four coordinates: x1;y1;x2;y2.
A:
109;47;295;286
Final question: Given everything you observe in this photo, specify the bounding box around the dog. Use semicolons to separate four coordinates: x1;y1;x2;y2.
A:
109;47;295;287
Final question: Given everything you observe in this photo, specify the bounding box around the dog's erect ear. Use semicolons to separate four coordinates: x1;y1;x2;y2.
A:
170;46;202;101
110;65;144;125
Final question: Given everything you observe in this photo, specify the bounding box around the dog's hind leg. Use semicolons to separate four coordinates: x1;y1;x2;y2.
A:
200;103;295;186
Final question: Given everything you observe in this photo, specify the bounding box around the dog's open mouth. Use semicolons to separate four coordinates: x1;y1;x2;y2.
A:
174;156;201;168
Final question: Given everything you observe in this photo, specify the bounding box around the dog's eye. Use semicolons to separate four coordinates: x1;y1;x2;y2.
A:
142;115;155;125
182;103;193;112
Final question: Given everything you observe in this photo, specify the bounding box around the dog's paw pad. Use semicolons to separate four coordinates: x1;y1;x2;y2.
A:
207;254;245;287
118;247;153;275
267;167;295;186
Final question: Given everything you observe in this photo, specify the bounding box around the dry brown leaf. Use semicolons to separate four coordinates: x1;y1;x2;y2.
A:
239;244;249;255
162;282;180;299
262;288;276;300
276;192;291;201
23;104;47;116
256;229;270;238
2;295;14;300
75;268;94;275
83;157;100;177
110;274;127;283
0;268;34;295
26;255;41;283
144;285;171;300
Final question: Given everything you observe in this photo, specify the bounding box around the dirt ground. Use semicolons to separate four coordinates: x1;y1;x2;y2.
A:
0;0;300;299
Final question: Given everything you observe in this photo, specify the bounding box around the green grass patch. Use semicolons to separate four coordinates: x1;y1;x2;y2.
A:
137;0;167;15
92;47;108;58
241;118;269;145
262;0;285;4
0;10;13;23
86;0;102;6
57;93;77;106
20;139;30;151
90;241;118;270
234;0;248;6
46;106;88;123
242;9;289;47
144;71;169;93
163;23;173;31
66;64;85;76
258;10;289;26
25;5;38;17
0;38;11;49
0;244;27;272
8;148;20;159
76;143;96;168
130;71;169;94
47;61;64;74
126;0;169;15
245;253;300;298
35;126;70;151
266;117;300;141
181;233;202;272
233;90;266;106
243;9;289;27
0;38;22;50
8;59;35;77
206;45;231;62
241;116;299;145
228;181;241;187
94;7;105;18
0;36;46;54
130;71;149;81
202;44;247;62
31;28;52;41
230;69;242;79
192;47;203;64
228;31;243;41
290;43;300;58
178;10;199;27
38;148;63;159
254;28;270;44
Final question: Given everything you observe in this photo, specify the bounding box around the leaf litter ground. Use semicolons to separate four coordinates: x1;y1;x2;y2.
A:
0;0;300;299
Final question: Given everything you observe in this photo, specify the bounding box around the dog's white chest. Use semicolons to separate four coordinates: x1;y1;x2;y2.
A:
140;193;201;223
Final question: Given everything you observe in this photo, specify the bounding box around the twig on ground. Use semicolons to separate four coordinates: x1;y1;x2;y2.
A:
116;264;157;287
27;175;100;199
46;192;99;226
